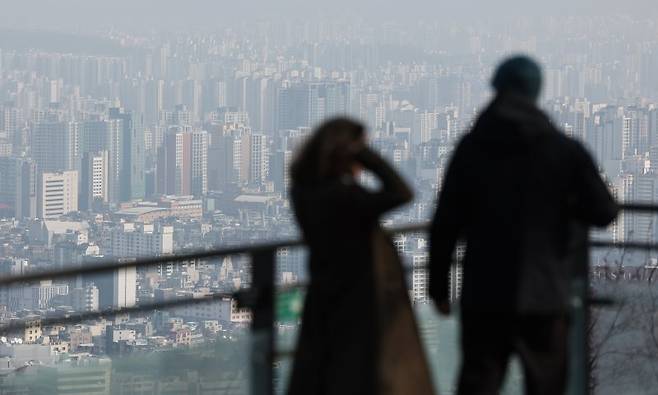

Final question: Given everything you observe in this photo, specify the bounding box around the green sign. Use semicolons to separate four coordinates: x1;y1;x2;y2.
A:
277;289;304;323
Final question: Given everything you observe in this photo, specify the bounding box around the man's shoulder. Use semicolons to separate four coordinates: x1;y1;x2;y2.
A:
451;132;477;159
536;132;596;174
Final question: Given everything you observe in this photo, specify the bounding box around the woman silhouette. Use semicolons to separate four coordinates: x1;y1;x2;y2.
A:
287;118;435;395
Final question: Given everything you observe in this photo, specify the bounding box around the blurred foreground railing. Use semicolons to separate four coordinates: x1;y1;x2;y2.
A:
0;204;654;395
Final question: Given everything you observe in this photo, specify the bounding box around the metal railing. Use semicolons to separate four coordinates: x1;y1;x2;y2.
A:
0;204;654;395
0;221;428;395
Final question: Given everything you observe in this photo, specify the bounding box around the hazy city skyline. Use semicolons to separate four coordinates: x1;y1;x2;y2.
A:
0;5;656;394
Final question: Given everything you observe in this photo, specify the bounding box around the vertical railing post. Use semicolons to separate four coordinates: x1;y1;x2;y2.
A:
251;248;276;395
569;225;590;395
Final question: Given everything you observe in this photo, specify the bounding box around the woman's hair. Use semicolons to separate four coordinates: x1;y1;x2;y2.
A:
291;117;365;186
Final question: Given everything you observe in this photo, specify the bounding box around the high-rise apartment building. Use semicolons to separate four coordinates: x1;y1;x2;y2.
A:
0;157;37;218
109;108;145;202
277;81;350;130
271;149;293;193
145;79;165;125
79;119;124;204
207;126;269;188
38;171;78;220
249;133;269;184
411;250;429;303
3;105;23;153
630;174;658;243
183;80;203;122
31;121;78;173
412;111;438;146
246;76;277;133
589;107;623;176
649;108;658;148
157;128;208;196
157;128;191;196
191;129;209;196
622;107;650;159
79;151;109;211
449;245;466;303
80;120;111;153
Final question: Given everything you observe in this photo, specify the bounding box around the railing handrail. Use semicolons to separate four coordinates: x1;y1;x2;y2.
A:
0;202;654;288
0;238;304;287
618;202;658;212
0;222;430;287
2;202;657;287
0;290;236;334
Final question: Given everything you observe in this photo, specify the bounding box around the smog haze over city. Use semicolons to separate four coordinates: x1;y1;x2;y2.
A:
0;1;656;394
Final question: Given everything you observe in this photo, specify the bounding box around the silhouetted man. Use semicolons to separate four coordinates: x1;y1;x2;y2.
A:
429;56;618;395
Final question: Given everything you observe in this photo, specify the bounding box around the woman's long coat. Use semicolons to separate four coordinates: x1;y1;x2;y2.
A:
287;150;436;395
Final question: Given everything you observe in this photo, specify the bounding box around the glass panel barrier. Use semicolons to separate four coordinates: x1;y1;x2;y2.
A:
273;241;525;395
0;253;254;394
0;315;251;394
590;269;658;394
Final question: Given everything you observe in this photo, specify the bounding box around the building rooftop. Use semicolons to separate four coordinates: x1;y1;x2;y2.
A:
234;195;274;204
43;221;89;234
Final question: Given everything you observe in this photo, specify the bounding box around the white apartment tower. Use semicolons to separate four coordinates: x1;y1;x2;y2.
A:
249;133;269;183
38;171;78;220
114;266;137;309
449;245;466;303
80;151;109;210
411;251;429;304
